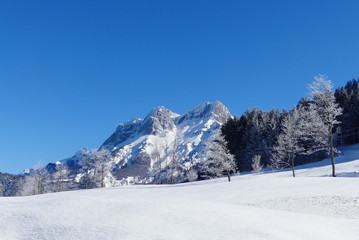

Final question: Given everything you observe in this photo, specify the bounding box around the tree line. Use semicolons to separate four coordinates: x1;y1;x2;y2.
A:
221;74;355;178
19;148;114;196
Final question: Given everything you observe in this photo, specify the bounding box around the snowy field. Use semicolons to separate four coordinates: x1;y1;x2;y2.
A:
1;146;359;240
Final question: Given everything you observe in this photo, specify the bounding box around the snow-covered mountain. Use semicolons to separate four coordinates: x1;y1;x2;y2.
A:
54;101;232;186
0;101;232;195
98;101;232;183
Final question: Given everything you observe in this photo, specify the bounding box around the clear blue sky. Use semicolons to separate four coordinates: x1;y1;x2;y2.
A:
1;0;359;174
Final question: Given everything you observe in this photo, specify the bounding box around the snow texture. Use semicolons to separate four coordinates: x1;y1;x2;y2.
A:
1;144;359;239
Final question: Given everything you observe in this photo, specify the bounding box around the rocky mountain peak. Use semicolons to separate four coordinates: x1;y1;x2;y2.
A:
177;101;232;125
147;106;179;119
140;106;179;135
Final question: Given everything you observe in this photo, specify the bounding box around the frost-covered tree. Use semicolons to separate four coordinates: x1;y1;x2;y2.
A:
251;154;263;174
271;103;328;177
76;148;113;189
162;140;170;184
152;142;163;184
21;162;49;195
297;100;328;156
271;107;303;177
21;175;37;196
308;74;343;177
54;162;69;192
186;168;198;182
34;162;49;194
94;148;112;188
201;132;236;182
78;149;96;189
222;108;282;172
169;135;182;184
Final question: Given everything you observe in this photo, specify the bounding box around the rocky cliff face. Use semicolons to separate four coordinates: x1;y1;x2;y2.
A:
98;101;232;183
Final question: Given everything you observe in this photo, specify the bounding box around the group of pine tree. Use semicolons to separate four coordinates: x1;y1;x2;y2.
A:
3;74;359;196
221;75;359;178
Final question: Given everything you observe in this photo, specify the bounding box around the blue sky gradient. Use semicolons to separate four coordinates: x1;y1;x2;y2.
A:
1;0;359;173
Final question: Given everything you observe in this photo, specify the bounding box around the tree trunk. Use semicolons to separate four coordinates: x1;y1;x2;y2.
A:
227;172;231;182
101;164;104;188
158;164;161;184
290;153;295;177
165;159;168;184
291;156;295;177
329;127;336;177
171;169;175;184
85;169;89;189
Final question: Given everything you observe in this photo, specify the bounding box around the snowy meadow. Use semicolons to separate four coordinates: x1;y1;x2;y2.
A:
1;145;359;240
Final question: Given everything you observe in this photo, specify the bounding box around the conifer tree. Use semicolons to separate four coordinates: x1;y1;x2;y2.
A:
201;132;236;181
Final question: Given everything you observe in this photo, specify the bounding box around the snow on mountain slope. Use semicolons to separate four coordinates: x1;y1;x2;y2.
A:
98;101;232;182
1;146;359;240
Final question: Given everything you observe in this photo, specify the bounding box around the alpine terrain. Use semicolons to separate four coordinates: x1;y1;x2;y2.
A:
98;101;231;183
10;101;230;195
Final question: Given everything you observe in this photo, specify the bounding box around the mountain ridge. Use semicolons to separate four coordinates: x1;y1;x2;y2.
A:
98;100;232;183
1;101;232;196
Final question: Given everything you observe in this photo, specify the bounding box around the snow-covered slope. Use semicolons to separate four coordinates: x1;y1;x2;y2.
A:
1;145;359;240
97;101;232;182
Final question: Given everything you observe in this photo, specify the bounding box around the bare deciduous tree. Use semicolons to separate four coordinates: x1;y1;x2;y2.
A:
308;74;342;177
94;148;112;188
152;142;163;184
170;134;182;184
54;162;69;192
271;107;303;177
34;162;49;194
78;149;96;189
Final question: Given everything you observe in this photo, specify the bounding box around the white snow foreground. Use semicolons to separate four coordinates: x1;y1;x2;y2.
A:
2;148;359;240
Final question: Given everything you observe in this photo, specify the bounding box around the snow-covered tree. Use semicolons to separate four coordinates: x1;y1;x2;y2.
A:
152;142;163;184
298;100;328;156
93;148;112;188
251;154;263;174
33;162;49;194
201;132;236;182
77;148;113;189
54;162;69;192
169;135;182;184
162;140;170;184
186;168;198;182
78;149;96;189
21;162;49;195
271;102;328;177
21;175;37;196
271;106;303;177
308;74;343;177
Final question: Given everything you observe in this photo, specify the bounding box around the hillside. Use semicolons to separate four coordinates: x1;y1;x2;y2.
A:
1;145;359;240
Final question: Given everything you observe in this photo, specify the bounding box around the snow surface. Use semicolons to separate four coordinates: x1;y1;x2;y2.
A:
2;145;359;240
